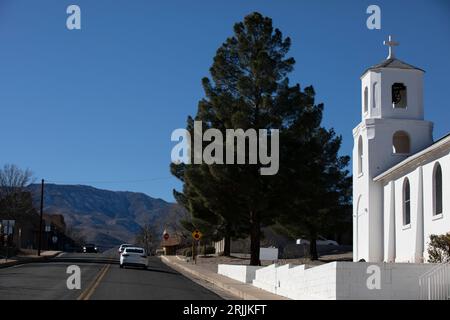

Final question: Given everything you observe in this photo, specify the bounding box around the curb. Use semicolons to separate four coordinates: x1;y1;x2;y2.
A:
0;251;63;269
160;255;283;300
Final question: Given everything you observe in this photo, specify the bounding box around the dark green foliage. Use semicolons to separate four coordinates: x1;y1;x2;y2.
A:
427;233;450;263
171;12;351;265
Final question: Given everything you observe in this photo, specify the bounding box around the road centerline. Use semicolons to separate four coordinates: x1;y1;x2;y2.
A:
77;264;111;300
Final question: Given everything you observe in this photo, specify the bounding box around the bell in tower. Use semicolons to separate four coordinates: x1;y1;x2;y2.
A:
392;82;407;108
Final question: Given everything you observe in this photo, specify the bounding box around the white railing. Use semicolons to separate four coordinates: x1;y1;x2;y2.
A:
419;262;450;300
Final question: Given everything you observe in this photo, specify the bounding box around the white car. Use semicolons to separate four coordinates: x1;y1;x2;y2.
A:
120;247;148;269
118;243;133;254
296;236;339;246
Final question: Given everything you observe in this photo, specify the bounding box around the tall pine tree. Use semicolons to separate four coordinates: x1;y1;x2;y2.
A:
172;12;350;265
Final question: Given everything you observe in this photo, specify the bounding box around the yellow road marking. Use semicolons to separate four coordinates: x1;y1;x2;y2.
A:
77;264;111;300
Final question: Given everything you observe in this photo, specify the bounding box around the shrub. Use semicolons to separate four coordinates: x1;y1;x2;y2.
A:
427;233;450;263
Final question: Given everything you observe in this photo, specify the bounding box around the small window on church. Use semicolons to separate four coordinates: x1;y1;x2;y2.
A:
392;131;410;154
403;178;411;226
358;136;363;175
372;82;378;109
433;163;443;216
392;83;407;108
363;87;368;113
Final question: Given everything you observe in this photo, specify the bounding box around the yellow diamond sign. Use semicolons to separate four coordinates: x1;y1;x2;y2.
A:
192;230;202;241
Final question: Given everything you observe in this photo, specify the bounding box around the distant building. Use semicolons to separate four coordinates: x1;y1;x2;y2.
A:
0;191;40;249
42;214;70;251
160;229;183;255
0;192;73;251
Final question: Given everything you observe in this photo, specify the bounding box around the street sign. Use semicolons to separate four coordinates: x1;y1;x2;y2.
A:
192;230;202;241
163;233;170;241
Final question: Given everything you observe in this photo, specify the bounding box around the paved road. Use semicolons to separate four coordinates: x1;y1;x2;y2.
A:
0;252;222;300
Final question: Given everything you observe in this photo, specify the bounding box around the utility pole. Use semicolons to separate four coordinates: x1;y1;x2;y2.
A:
192;241;195;264
37;179;44;256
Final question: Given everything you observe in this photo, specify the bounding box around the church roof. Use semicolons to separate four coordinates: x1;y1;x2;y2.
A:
362;58;425;77
374;133;450;182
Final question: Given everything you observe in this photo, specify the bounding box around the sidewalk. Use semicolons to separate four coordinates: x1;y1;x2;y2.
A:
160;255;289;300
0;251;62;269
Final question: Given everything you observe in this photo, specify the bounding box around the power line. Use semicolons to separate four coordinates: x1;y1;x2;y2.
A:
45;176;174;185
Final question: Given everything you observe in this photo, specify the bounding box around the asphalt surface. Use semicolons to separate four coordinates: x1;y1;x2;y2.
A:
0;251;222;300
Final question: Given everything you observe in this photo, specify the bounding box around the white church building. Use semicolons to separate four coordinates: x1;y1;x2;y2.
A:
353;36;450;263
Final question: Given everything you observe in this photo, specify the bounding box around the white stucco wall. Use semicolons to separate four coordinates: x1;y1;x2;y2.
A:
393;169;420;262
383;180;396;262
353;119;433;262
422;153;450;260
217;264;263;283
361;68;425;122
250;262;436;300
253;263;338;299
335;262;434;300
377;69;424;120
381;151;450;262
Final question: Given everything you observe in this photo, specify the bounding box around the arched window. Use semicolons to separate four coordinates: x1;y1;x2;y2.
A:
392;83;407;108
403;178;411;226
363;87;368;113
393;131;410;154
433;163;443;216
372;82;378;109
358;136;363;175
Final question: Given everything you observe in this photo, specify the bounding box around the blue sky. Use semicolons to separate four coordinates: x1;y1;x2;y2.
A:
0;0;449;202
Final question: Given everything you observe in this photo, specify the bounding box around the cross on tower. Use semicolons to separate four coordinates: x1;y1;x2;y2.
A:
383;35;399;59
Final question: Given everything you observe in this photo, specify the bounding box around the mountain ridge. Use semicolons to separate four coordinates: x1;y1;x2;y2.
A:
27;184;187;248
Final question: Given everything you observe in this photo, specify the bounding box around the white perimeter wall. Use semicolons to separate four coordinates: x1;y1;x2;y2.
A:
218;265;263;284
250;262;435;300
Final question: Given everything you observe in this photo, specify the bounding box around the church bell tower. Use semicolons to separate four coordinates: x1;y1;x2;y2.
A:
352;36;433;262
